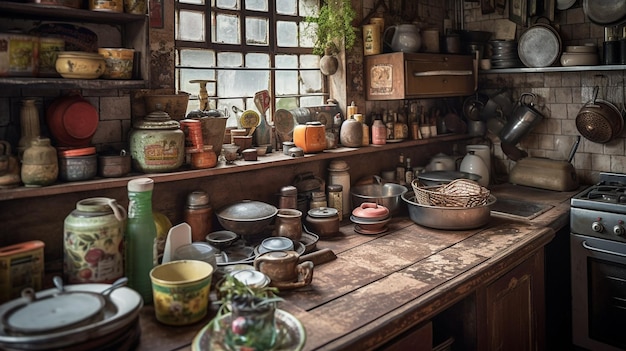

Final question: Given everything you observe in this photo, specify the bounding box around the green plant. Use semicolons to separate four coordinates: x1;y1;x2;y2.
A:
213;274;283;318
305;0;357;55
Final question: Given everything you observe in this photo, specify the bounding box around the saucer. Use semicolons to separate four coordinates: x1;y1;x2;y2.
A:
354;224;388;235
192;309;306;351
254;241;306;256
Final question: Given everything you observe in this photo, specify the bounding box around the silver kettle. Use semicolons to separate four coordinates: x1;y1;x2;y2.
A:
499;93;544;145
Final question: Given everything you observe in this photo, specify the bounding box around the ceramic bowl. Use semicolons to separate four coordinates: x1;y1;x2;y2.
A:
55;51;106;79
216;200;278;237
98;48;134;79
565;45;597;53
560;52;599;66
149;260;214;326
206;230;239;250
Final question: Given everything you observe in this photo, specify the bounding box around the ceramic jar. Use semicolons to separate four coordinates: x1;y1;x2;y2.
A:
293;121;326;153
384;24;421;53
21;137;58;187
328;160;351;216
274;208;302;242
305;207;340;237
130;108;185;173
64;197;126;284
460;151;489;187
339;116;363;148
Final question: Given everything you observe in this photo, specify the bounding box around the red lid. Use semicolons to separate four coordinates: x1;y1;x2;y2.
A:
58;146;96;157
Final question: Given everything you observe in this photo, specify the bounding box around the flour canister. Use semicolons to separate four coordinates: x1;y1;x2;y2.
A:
130;108;185;173
64;197;126;284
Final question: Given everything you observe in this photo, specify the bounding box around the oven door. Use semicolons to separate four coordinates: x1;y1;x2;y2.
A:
571;234;626;351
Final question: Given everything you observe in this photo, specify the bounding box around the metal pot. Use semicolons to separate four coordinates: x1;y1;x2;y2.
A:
583;0;626;26
350;182;408;214
575;86;624;144
216;200;278;237
499;93;544;145
402;191;496;230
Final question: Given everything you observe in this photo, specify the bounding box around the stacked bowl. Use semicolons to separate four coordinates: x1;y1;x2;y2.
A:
560;45;599;66
350;202;390;235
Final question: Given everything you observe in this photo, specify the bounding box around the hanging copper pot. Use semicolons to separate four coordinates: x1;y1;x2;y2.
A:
576;86;624;144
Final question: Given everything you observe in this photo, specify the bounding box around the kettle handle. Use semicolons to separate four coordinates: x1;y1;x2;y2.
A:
383;25;395;47
519;92;537;106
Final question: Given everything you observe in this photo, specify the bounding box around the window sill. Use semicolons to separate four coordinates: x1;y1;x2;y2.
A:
0;133;470;202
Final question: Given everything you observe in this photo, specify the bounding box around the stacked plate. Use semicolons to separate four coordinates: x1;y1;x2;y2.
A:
560;45;599;66
489;40;522;69
350;202;391;235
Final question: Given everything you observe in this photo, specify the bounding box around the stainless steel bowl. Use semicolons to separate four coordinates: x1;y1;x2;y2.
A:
402;191;496;230
215;200;277;236
351;183;408;213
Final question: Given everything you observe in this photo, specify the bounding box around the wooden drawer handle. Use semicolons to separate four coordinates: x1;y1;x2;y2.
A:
412;70;473;77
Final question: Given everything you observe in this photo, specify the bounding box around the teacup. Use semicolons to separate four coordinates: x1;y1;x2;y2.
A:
150;260;214;326
254;250;313;290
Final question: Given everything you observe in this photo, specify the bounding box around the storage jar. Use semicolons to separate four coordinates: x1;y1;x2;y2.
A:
130;108;185;173
293;121;326;153
328;160;351;215
305;207;340;237
21;137;58;187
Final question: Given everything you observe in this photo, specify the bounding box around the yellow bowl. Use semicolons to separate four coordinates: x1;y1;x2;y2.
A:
150;260;214;326
55;51;106;79
98;48;134;79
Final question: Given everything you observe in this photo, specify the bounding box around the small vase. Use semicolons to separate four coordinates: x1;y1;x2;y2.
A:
21;137;58;187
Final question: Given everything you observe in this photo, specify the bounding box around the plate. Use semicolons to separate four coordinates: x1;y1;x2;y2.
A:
518;25;561;68
386;138;404;143
0;284;142;350
240;110;260;129
354;224;388;235
556;0;576;10
192;309;306;351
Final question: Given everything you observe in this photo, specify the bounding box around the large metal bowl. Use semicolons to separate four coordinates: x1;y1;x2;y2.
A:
215;200;278;236
402;191;496;230
351;183;408;213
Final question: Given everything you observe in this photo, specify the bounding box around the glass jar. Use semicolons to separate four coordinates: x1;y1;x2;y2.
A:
328;160;351;216
327;184;343;220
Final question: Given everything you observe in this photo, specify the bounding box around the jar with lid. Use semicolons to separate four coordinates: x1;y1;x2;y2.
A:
327;184;343;220
129;106;185;173
328;160;351;216
184;190;213;242
21;137;58;187
371;118;387;145
305;207;340;237
309;191;327;209
279;185;298;209
64;197;126;284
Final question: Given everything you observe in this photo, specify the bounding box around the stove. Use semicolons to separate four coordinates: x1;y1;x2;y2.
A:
570;172;626;242
570;172;626;351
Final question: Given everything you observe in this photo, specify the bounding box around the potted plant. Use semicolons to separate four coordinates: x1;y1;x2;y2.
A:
210;274;284;350
305;0;357;75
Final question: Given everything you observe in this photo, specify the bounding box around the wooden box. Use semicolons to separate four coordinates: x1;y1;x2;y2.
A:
365;52;476;100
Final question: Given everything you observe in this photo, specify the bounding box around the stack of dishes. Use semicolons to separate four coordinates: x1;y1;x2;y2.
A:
560;45;599;66
489;40;522;69
350;202;391;235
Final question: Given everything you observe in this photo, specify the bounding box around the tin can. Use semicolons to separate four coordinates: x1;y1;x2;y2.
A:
64;197;126;284
0;241;44;303
38;37;64;77
90;0;123;12
0;33;38;77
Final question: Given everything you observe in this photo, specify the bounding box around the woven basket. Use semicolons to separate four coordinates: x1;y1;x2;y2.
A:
411;178;491;207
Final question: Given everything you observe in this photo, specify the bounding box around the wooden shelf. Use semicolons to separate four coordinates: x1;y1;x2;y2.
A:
0;2;146;24
0;134;470;202
0;77;148;89
480;64;626;74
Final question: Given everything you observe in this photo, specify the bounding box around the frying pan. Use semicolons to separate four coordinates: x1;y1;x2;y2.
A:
576;86;624;144
583;0;626;26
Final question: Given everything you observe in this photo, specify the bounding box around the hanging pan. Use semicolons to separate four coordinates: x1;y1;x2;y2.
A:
576;86;624;144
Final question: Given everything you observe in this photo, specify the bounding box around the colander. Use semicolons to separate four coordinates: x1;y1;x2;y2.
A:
575;86;624;143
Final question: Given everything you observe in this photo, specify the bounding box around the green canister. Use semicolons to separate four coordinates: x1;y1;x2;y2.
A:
64;197;126;284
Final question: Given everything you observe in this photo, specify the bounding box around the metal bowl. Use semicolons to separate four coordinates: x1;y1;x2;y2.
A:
418;171;481;186
216;200;277;236
402;191;496;230
351;183;408;214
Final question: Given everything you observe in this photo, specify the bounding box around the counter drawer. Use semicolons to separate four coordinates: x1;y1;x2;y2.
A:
366;52;476;100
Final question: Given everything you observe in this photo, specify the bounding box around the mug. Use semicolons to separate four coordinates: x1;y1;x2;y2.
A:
274;208;303;241
254;250;314;289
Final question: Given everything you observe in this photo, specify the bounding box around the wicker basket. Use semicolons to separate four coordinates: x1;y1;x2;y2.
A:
411;178;491;207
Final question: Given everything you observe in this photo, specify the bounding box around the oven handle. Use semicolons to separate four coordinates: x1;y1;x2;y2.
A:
582;240;626;257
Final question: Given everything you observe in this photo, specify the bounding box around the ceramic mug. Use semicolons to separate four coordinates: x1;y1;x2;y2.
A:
274;208;302;241
254;250;314;289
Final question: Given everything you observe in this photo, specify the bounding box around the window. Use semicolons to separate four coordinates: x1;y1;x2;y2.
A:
175;0;325;127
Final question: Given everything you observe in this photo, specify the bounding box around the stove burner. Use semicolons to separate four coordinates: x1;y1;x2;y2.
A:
587;186;626;204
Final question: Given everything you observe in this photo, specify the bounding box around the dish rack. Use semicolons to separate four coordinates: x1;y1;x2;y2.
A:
411;178;491;207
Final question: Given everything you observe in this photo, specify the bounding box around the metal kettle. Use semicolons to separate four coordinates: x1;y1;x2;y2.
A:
499;93;545;145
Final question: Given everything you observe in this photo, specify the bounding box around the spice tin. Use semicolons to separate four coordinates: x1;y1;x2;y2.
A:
0;33;38;77
0;240;44;304
38;37;65;77
89;0;123;12
64;197;126;284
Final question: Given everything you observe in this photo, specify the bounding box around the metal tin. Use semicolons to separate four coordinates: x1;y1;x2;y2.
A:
89;0;123;12
0;241;44;303
129;109;185;173
0;33;37;77
38;37;64;77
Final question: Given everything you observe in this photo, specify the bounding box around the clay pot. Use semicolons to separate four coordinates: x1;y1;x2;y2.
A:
339;117;363;147
21;137;58;187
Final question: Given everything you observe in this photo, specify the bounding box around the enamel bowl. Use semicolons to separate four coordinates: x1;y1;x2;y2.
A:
55;51;106;79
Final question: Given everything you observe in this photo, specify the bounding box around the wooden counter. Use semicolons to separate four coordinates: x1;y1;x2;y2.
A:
136;184;579;351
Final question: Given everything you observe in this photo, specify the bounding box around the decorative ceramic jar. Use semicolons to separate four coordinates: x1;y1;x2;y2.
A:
339;116;363;147
21;137;58;187
293;121;326;153
129;107;185;173
64;197;126;284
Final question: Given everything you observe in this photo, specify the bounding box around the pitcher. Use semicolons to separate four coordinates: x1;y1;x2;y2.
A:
384;24;421;53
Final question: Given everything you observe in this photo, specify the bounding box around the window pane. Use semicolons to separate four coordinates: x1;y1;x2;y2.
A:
275;97;298;110
177;10;205;41
246;17;269;46
300;54;319;68
300;70;321;93
275;70;298;94
276;21;298;47
246;53;270;68
245;0;267;11
216;0;238;10
299;22;315;48
214;13;240;44
300;95;324;106
276;54;297;68
299;0;318;17
179;0;204;4
218;52;243;67
180;49;215;67
276;0;296;15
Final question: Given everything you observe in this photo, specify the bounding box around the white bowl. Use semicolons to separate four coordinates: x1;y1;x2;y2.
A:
565;45;597;53
560;52;599;66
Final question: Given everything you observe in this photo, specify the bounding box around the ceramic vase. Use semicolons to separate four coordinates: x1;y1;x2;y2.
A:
21;137;57;187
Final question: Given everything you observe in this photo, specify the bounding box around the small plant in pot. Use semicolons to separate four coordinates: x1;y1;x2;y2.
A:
210;274;283;350
305;0;357;75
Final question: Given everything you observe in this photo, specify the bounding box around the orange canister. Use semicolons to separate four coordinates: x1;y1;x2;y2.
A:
0;241;44;303
293;121;326;153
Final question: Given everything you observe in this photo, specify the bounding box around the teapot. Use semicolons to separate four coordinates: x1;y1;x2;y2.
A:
384;24;421;53
254;250;314;290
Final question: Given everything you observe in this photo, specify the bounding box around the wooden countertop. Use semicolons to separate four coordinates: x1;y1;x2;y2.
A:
136;184;580;351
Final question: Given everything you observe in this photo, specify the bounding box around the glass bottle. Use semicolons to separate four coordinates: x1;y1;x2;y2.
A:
404;157;414;185
395;152;406;184
327;184;343;221
328;160;351;216
372;117;387;145
126;177;158;304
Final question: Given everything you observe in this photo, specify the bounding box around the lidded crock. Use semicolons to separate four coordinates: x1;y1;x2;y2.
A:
305;207;340;237
129;106;185;173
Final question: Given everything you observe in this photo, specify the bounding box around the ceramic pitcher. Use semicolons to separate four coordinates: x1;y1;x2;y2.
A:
384;24;421;53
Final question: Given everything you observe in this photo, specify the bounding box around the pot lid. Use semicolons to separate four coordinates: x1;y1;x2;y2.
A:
352;202;390;219
583;0;626;26
308;207;338;218
134;108;180;129
518;25;561;68
231;269;270;288
217;200;278;221
3;288;104;335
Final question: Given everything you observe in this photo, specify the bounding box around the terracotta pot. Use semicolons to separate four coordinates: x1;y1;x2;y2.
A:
46;95;99;147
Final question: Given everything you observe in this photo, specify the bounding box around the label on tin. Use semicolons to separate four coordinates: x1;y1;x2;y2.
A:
90;0;123;12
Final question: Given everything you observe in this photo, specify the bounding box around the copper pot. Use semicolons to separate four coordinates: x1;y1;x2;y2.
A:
576;86;624;143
